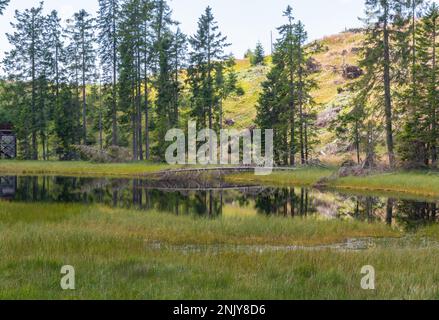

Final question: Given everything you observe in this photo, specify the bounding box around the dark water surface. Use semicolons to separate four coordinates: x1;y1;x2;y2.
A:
0;176;437;232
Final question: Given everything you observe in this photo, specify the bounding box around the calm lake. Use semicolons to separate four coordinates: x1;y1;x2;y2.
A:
0;175;438;232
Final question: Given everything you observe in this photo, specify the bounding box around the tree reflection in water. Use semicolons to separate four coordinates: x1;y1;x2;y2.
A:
0;176;437;231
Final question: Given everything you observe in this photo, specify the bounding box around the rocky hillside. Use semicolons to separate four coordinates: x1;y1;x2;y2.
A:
223;31;365;159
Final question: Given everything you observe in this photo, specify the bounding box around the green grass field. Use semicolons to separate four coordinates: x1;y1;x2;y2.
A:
0;160;173;177
1;202;439;299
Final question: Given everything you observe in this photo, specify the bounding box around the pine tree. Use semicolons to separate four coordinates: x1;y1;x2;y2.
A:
150;0;181;160
141;0;154;160
98;0;120;147
66;10;96;145
169;27;187;125
43;10;66;159
256;7;317;166
250;41;265;66
188;6;230;132
256;52;289;164
359;0;405;168
0;0;9;15
3;3;45;159
402;2;439;167
278;5;297;165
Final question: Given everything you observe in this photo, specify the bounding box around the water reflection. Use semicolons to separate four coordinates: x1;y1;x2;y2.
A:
0;176;438;231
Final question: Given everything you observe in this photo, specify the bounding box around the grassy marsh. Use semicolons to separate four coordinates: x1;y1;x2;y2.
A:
0;202;438;299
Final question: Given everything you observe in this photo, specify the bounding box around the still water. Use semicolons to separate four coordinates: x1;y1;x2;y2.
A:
0;176;437;232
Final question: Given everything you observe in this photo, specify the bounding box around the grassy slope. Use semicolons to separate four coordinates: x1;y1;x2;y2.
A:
5;203;439;299
223;32;363;130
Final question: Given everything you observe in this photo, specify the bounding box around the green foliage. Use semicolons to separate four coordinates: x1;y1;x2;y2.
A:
187;6;230;132
256;6;318;166
250;41;265;66
0;0;9;15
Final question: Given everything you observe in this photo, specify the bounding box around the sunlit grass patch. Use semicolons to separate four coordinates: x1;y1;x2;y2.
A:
332;171;439;198
227;167;335;187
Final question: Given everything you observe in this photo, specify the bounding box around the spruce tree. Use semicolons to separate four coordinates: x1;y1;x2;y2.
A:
402;2;439;167
66;10;96;145
3;3;45;159
256;7;317;166
0;0;9;15
188;6;230;132
98;0;120;147
278;5;297;165
251;41;265;66
256;52;289;164
359;0;404;168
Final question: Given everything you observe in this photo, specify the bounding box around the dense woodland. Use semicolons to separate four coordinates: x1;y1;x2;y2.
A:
0;0;438;170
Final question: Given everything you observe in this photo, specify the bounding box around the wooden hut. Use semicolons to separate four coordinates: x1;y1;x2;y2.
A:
0;123;16;159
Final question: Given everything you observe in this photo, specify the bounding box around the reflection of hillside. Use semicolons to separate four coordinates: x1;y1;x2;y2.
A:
2;175;438;230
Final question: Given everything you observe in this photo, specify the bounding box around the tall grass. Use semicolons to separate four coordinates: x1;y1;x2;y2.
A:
3;202;437;299
333;172;439;198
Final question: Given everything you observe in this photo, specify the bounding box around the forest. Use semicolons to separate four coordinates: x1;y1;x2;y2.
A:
0;0;437;171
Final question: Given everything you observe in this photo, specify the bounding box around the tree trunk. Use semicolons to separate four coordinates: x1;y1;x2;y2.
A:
82;42;87;145
383;3;396;168
31;14;37;160
144;23;150;160
111;9;118;146
137;45;143;160
289;25;296;167
431;17;437;166
298;43;305;165
355;119;361;164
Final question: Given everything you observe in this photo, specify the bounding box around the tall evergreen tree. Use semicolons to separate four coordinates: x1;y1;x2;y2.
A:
188;6;230;132
3;3;45;159
66;10;96;144
256;7;317;166
359;0;407;168
278;6;297;165
97;0;120;146
251;41;265;66
399;2;439;167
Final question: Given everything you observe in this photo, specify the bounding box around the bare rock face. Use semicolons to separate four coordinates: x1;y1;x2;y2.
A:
316;106;342;128
306;58;322;73
342;65;363;79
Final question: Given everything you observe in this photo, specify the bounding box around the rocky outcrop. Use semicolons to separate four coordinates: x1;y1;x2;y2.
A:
306;57;322;73
342;65;363;79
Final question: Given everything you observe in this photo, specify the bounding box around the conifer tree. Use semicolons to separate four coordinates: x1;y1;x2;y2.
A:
359;0;405;168
0;0;9;15
3;3;45;159
256;7;317;166
251;41;265;66
98;0;120;146
66;10;96;145
188;6;230;132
